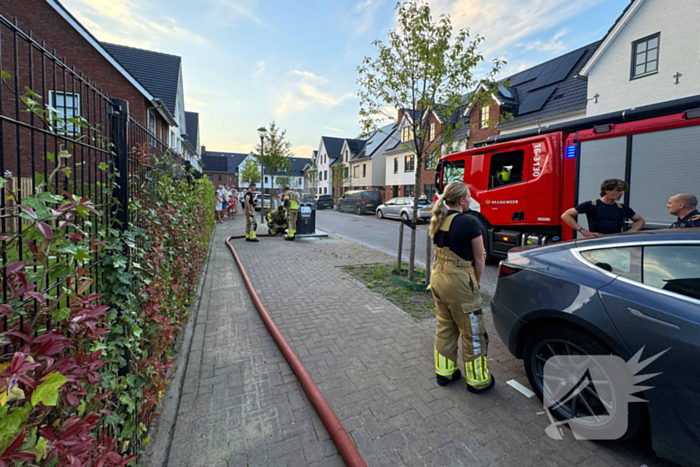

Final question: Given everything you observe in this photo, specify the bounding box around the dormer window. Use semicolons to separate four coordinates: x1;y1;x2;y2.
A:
402;126;414;142
631;33;659;80
480;106;490;129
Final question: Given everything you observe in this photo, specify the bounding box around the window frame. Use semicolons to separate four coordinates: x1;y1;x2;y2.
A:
430;122;436;141
572;240;700;306
405;155;415;172
630;33;660;80
49;90;81;135
480;106;490;129
393;158;399;174
488;149;526;190
362;164;366;177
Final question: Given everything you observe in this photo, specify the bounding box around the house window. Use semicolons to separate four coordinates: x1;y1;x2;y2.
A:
489;150;525;189
405;155;415;172
148;110;156;136
424;183;435;200
402;126;414;142
49;91;81;135
424;152;436;170
480;106;490;129
353;166;359;178
265;176;269;184
345;167;349;178
208;175;213;181
430;123;436;141
362;164;366;177
631;34;659;79
218;175;222;181
394;158;399;174
404;185;414;198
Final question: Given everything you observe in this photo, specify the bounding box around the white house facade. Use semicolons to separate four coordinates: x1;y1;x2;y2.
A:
315;136;345;196
580;0;700;116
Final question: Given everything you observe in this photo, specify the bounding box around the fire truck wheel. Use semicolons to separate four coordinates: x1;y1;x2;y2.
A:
523;324;645;441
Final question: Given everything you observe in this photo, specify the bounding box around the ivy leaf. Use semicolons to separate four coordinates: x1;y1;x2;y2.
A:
51;307;71;322
75;248;91;264
0;177;6;189
24;87;43;100
60;167;71;179
31;371;67;407
34;173;45;188
0;385;25;407
33;436;48;462
46;152;56;164
98;162;110;171
1;71;10;79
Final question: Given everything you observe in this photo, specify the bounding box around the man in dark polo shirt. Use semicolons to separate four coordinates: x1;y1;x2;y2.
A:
561;179;645;237
668;193;700;228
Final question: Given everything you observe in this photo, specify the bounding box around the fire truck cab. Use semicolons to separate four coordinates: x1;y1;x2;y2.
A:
435;97;700;259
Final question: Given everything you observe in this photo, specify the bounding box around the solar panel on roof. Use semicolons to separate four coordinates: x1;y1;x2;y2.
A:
529;48;587;91
508;62;547;86
517;87;557;115
499;85;513;99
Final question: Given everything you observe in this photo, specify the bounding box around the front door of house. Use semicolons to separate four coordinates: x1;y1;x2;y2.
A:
393;186;398;198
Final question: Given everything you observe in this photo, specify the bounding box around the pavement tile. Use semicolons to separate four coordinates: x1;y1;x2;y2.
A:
161;218;672;467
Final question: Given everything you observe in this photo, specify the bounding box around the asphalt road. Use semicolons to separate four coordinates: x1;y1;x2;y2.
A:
315;208;499;296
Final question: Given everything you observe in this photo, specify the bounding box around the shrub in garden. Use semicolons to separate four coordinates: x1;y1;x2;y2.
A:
0;83;214;465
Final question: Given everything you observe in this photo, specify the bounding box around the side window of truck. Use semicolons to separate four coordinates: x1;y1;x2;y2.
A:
442;160;465;187
489;150;525;189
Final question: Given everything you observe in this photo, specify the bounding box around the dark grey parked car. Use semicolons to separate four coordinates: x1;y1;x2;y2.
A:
314;194;334;209
337;190;382;215
491;230;700;467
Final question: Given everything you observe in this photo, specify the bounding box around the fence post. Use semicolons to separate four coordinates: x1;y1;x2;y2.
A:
110;98;129;230
397;221;404;275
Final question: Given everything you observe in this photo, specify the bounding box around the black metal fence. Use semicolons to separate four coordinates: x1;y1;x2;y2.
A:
0;13;178;348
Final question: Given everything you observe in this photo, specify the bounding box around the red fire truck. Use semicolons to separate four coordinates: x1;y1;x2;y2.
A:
434;95;700;259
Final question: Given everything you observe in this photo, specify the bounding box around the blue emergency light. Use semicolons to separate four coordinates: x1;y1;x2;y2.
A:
566;145;577;158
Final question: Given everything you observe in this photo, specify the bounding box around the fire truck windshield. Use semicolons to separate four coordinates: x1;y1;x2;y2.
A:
439;160;465;193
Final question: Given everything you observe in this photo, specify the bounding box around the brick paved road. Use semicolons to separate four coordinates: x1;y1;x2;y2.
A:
163;217;673;466
315;209;499;296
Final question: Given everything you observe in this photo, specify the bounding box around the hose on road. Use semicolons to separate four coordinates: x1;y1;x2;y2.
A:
225;235;367;467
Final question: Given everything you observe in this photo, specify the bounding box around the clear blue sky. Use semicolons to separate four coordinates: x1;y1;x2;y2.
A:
61;0;630;158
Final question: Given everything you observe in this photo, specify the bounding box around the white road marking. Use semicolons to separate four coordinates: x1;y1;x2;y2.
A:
507;379;536;398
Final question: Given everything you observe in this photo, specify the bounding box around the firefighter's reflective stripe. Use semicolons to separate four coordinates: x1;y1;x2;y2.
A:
466;356;489;384
435;347;457;377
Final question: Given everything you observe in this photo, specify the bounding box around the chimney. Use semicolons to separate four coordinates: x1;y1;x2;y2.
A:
201;145;206;155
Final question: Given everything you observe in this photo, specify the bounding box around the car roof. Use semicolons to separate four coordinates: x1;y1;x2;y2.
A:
575;229;700;247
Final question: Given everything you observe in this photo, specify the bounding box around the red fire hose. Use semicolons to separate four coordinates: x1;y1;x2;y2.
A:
225;235;367;467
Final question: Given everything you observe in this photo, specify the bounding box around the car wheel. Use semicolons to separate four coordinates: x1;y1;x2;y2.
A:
356;205;363;215
376;209;383;219
401;212;409;222
523;325;645;441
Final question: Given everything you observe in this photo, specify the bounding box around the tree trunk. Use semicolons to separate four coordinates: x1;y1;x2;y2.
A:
397;221;404;275
408;154;422;281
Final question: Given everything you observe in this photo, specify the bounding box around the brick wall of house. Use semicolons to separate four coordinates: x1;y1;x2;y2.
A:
467;102;501;149
205;172;237;186
0;0;170;181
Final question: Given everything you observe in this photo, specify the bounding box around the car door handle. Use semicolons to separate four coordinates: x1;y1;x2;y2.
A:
627;308;680;330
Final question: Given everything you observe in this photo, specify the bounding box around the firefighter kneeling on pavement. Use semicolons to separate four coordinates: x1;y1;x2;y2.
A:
267;206;288;235
283;187;299;241
428;181;494;393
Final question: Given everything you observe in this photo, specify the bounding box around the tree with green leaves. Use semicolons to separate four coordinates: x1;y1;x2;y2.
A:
357;0;505;281
256;121;293;196
239;159;260;187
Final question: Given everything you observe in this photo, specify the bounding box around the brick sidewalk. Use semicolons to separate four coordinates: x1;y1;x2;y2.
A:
166;218;671;466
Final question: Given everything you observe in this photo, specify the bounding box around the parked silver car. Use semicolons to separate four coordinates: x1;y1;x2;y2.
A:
376;197;432;223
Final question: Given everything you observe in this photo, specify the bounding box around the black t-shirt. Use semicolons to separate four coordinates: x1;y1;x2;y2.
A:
244;191;254;209
575;200;636;234
433;210;483;261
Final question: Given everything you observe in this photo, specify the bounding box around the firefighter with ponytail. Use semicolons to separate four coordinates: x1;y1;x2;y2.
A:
428;181;494;393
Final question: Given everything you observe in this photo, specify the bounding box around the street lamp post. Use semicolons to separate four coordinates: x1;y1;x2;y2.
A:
257;127;267;223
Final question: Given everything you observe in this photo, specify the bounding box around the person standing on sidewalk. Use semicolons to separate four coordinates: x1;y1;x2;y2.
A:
428;181;494;393
245;183;259;242
283;186;299;241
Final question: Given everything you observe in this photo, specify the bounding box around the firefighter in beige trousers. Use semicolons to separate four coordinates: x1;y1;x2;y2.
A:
428;181;494;393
